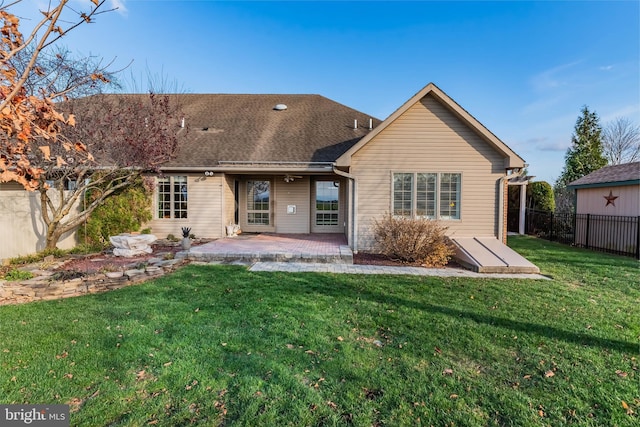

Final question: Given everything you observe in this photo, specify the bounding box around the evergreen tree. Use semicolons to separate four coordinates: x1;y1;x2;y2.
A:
557;106;608;185
554;106;608;212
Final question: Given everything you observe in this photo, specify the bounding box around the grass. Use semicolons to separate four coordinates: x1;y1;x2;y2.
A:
0;236;638;426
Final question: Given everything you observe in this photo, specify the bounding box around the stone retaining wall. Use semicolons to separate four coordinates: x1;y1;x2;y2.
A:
0;258;187;306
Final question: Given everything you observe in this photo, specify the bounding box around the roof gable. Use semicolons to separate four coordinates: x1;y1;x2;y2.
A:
568;162;640;188
335;83;526;169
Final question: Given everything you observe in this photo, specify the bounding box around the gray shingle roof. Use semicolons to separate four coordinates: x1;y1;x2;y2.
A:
162;94;380;168
568;162;640;187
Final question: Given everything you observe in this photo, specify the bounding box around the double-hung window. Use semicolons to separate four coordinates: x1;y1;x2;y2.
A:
393;172;460;219
157;176;188;219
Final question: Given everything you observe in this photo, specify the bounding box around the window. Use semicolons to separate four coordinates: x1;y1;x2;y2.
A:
315;181;339;226
157;176;188;219
392;172;460;220
439;173;461;220
247;180;270;225
416;173;436;217
45;178;78;190
393;173;413;216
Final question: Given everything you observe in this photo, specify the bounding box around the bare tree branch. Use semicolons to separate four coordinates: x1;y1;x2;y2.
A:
602;117;640;165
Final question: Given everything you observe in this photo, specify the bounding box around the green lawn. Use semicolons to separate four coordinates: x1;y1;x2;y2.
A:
1;236;638;426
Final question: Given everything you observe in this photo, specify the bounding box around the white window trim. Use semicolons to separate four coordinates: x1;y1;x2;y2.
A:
246;179;272;226
156;175;188;220
391;171;462;220
315;180;340;226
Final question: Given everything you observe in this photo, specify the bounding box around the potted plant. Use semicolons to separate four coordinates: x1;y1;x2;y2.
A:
181;227;192;250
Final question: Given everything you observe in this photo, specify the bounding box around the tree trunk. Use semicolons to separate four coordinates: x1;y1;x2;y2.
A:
45;223;65;251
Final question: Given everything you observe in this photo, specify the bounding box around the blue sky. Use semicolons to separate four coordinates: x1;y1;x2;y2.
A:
16;1;640;183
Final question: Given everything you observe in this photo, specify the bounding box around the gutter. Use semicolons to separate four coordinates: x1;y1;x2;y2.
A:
332;165;358;253
567;179;640;190
161;162;335;174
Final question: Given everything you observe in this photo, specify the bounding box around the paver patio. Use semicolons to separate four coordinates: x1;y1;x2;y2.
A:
183;233;548;279
184;233;353;264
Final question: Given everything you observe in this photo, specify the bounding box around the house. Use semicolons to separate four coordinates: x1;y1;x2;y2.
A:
567;162;639;256
1;83;537;271
145;83;535;271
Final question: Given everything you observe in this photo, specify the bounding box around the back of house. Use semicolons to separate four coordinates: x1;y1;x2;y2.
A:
2;83;537;272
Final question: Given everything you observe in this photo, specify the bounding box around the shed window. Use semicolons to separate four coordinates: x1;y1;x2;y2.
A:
392;172;460;220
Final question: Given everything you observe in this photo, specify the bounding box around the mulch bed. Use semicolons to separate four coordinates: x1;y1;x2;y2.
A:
57;244;458;273
57;242;194;275
353;252;422;267
353;252;463;269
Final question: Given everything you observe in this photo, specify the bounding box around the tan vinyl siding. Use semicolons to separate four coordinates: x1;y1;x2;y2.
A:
275;177;311;233
576;185;639;216
146;174;224;239
0;183;78;260
352;94;506;250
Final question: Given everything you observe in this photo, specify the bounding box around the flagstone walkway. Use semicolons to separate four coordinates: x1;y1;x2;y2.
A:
248;261;549;279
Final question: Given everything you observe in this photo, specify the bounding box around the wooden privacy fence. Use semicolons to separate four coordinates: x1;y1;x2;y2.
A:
523;209;639;259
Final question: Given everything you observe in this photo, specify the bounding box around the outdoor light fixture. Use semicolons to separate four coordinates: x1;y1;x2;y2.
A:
284;174;302;183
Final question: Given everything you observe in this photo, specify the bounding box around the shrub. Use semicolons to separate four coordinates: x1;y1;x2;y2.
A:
9;248;67;265
3;269;34;281
527;181;555;212
68;243;104;255
77;176;152;249
372;214;455;267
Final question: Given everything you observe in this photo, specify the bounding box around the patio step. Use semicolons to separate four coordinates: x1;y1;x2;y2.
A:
178;234;353;265
181;249;353;264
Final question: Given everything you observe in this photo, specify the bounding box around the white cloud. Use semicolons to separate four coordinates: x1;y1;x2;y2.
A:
599;65;614;71
521;94;569;115
537;140;568;152
513;136;568;153
600;104;640;123
523;61;585;114
71;1;127;15
529;61;582;92
110;0;128;15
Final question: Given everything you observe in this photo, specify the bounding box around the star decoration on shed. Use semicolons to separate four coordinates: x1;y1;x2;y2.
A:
603;190;618;207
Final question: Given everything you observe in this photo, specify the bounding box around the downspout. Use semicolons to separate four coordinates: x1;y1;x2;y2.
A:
519;180;527;235
332;165;358;253
498;175;507;244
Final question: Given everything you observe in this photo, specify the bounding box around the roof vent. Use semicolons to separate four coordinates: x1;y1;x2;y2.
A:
273;104;287;111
